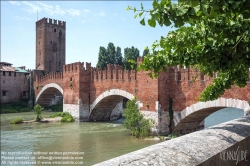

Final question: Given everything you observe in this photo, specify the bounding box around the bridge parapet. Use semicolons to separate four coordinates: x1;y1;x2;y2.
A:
93;67;137;82
35;72;63;85
63;62;92;73
34;72;64;99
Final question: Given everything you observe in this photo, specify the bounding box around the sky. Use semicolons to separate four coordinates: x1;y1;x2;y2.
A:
1;1;173;70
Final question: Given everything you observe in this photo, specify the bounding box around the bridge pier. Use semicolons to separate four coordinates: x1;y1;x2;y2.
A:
63;99;90;122
244;107;250;116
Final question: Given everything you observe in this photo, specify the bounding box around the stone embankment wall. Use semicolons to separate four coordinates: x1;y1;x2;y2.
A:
94;116;250;166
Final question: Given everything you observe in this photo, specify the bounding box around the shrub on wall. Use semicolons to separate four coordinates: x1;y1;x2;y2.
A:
123;98;152;138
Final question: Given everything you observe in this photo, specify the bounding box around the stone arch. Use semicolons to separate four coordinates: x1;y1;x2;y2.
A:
89;89;135;121
35;83;63;105
173;98;249;133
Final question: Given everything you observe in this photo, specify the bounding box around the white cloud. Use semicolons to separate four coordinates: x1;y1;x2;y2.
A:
9;1;20;6
98;12;105;17
37;2;54;15
22;1;42;13
54;5;66;15
82;20;86;23
12;16;31;20
83;9;90;13
67;8;81;16
22;1;84;17
82;9;90;17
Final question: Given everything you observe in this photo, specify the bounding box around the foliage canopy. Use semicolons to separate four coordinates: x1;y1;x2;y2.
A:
96;42;123;69
128;0;250;101
123;46;140;70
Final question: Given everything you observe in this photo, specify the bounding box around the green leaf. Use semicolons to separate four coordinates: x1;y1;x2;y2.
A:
140;18;145;25
141;2;143;10
153;0;158;7
134;7;136;13
139;12;143;17
176;5;189;16
193;5;200;14
148;19;156;27
134;13;138;19
164;18;171;26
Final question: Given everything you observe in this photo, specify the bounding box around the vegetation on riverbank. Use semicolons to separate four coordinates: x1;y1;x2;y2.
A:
123;98;153;138
34;104;44;122
0;102;32;114
50;112;75;122
10;118;23;124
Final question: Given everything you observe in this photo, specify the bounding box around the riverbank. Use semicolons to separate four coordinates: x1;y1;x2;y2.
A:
21;117;62;123
9;111;74;124
0;102;32;114
0;103;63;114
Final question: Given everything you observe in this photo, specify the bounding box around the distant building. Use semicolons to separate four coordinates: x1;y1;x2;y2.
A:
0;62;30;104
36;17;66;73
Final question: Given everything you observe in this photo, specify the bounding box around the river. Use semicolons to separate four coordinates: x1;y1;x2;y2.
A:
0;108;243;165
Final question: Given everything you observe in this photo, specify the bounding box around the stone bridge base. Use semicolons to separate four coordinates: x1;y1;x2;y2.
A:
63;100;171;135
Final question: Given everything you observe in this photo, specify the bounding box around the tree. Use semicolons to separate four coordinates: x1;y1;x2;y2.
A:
96;46;108;69
123;98;152;138
128;0;250;101
96;43;123;69
115;46;123;65
34;104;44;122
142;47;149;57
123;46;140;70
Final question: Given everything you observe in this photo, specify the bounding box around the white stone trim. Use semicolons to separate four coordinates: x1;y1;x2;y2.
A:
174;97;249;126
35;83;63;103
90;89;135;114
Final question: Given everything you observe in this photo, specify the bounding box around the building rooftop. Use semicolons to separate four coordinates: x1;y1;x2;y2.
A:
15;67;29;73
0;65;15;72
0;62;13;66
0;62;29;73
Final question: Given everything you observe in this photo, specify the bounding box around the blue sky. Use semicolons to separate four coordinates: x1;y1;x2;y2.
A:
1;1;173;70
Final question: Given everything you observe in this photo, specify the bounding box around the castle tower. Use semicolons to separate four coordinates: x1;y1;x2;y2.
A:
36;17;66;72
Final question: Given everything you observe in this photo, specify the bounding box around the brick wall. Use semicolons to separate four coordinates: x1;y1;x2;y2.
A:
158;67;250;112
34;60;250;113
36;17;66;73
0;71;29;103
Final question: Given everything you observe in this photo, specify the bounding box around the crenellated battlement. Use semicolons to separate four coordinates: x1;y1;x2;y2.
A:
166;66;210;82
93;63;136;81
63;62;92;73
35;72;63;85
36;17;66;28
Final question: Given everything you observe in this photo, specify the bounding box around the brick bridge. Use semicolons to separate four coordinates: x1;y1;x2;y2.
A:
33;58;250;134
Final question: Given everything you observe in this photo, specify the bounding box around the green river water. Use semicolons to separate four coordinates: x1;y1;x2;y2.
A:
0;108;243;165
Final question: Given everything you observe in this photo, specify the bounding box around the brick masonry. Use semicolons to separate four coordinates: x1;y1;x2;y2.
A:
0;70;29;103
34;59;250;134
36;18;66;72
